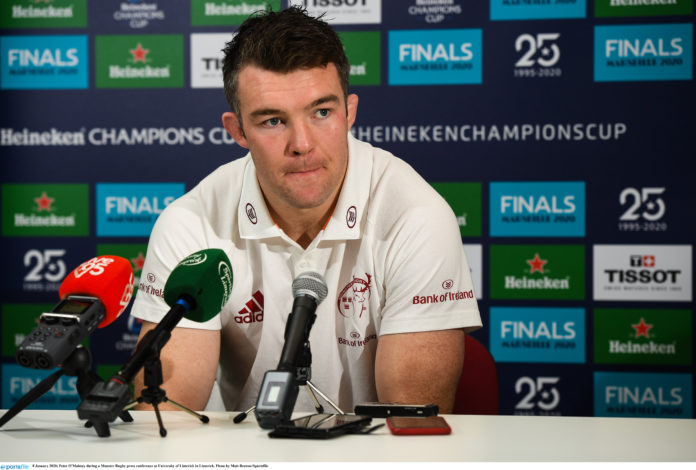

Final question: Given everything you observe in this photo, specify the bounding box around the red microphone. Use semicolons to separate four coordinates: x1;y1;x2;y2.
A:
16;255;134;369
59;255;134;328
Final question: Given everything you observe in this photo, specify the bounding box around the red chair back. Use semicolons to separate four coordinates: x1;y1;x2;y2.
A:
452;335;499;415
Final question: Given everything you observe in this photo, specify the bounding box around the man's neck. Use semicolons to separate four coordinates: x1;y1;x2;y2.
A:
267;199;337;249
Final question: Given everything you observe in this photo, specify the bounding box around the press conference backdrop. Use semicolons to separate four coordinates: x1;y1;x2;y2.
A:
0;0;694;419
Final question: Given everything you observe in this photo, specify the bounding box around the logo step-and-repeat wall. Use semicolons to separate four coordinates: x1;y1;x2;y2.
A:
1;1;693;418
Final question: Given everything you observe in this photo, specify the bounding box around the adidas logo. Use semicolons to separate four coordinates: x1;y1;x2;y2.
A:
235;290;264;324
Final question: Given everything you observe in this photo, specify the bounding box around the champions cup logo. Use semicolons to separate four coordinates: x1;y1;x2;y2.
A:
337;273;372;318
180;252;207;266
74;256;115;278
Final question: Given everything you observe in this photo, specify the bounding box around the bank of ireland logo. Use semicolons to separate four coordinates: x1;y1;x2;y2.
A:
594;23;693;82
337;274;372;319
514;33;562;79
388;28;482;85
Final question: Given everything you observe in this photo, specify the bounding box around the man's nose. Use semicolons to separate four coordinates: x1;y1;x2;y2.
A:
287;120;313;156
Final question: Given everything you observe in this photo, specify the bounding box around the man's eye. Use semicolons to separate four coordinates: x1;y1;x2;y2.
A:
315;109;330;118
263;117;281;127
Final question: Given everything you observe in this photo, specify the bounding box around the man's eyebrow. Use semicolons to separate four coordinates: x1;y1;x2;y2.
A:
247;95;340;119
308;94;340;109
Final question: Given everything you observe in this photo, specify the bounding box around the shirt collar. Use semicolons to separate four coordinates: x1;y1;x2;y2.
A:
238;133;372;242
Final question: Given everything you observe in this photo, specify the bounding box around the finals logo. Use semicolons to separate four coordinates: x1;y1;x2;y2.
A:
594;23;693;81
96;34;184;88
490;245;585;300
1;184;89;236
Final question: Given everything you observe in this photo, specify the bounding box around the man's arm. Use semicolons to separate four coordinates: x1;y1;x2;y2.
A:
133;321;220;411
374;328;465;414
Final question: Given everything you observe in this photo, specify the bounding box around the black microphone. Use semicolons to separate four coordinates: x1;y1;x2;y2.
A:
255;271;328;429
76;249;233;435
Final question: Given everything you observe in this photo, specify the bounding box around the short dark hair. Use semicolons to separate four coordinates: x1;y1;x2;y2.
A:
222;6;350;118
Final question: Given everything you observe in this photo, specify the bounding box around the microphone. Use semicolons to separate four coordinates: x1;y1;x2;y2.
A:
76;248;232;431
15;255;134;370
255;271;328;429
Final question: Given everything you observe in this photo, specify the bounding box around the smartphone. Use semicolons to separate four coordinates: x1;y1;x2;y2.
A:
386;416;451;435
268;413;372;439
354;402;438;418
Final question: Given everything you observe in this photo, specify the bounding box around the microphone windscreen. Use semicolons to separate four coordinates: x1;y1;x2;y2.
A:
163;248;233;323
59;255;135;328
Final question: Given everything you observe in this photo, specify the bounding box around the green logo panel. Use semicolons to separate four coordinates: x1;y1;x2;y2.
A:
595;0;693;17
2;184;89;237
339;31;381;86
431;182;482;237
96;35;184;89
97;243;148;294
0;0;87;28
2;304;57;357
490;244;585;300
594;308;692;365
191;0;280;26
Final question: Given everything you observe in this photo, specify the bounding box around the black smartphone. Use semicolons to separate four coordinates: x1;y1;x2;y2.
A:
268;413;372;439
354;402;439;418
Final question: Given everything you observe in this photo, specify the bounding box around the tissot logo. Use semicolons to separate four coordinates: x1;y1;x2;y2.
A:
490;0;586;20
2;184;89;236
594;23;693;82
388;29;482;85
489;307;585;363
594;372;692;418
191;33;234;88
1;35;88;89
95;34;184;88
290;0;381;24
96;183;185;236
490;182;585;237
490;245;585;300
593;245;692;301
594;308;692;365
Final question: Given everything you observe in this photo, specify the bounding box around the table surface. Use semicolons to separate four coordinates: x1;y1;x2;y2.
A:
1;410;695;462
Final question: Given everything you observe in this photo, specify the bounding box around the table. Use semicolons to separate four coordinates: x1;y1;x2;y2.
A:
1;410;695;462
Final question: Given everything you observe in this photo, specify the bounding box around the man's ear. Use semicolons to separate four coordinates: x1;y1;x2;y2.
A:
222;112;249;149
346;93;359;131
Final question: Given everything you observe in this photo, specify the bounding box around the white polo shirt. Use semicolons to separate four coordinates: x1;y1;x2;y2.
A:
131;134;481;412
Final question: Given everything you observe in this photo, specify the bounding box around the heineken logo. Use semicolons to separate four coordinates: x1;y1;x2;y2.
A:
490;244;584;300
96;34;183;88
594;308;692;365
2;184;89;236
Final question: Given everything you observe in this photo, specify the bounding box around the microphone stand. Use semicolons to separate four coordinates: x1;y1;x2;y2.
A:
121;333;209;437
0;347;133;429
234;340;344;424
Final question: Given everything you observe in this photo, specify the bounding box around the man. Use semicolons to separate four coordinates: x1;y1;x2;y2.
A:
131;6;481;414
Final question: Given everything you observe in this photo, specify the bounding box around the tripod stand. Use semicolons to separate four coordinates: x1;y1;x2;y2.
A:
122;341;209;437
0;346;132;428
234;340;344;424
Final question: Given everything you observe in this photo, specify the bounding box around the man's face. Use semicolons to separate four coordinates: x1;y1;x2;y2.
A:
223;63;358;214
